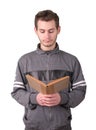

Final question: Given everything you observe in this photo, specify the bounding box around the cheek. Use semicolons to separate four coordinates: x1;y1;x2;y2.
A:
37;33;44;39
52;33;58;38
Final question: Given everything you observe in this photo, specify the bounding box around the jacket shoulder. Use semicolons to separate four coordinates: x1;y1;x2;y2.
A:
18;50;36;63
60;50;79;62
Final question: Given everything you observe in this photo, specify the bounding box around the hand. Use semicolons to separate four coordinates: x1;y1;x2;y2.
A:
36;93;61;107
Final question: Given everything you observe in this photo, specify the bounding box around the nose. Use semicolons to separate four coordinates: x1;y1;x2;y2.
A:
45;32;50;39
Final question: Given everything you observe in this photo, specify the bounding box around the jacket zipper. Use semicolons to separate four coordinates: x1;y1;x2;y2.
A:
46;53;52;123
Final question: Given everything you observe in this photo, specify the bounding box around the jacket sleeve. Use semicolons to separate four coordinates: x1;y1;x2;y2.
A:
11;58;37;108
60;57;87;108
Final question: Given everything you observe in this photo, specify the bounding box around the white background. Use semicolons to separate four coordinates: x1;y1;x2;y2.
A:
0;0;96;129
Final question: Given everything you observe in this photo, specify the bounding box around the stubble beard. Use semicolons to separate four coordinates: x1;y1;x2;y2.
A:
41;38;57;48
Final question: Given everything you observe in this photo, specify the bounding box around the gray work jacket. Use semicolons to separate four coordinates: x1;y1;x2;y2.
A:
11;43;86;130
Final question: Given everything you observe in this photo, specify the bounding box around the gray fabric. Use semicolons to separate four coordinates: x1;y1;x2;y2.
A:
11;43;86;129
25;123;71;130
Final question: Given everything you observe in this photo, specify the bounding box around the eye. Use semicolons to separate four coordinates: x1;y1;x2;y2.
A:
49;29;54;33
40;29;45;33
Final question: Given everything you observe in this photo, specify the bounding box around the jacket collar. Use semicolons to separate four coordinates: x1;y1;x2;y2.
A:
36;43;60;55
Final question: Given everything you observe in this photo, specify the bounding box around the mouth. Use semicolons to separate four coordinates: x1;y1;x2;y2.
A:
44;39;52;43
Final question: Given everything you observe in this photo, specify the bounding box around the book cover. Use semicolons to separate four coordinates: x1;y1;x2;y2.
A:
26;74;70;94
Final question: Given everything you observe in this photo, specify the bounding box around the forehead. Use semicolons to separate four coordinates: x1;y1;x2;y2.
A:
37;20;56;29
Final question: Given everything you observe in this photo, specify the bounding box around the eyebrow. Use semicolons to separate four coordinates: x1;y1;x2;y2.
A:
39;28;55;31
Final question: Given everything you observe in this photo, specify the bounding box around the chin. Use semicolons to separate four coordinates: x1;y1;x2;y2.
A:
44;44;53;47
44;42;54;47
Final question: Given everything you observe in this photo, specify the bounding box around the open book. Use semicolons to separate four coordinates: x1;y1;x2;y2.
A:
26;74;70;94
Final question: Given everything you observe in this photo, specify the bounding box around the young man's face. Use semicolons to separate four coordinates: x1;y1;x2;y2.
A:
35;20;60;51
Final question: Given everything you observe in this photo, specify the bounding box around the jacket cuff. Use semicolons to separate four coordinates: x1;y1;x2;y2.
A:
29;93;38;104
60;92;69;105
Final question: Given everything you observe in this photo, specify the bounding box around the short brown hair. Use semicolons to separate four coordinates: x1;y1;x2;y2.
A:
34;10;59;29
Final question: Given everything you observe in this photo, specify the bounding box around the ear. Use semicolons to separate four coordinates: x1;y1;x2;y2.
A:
34;27;38;35
57;26;61;34
34;27;37;33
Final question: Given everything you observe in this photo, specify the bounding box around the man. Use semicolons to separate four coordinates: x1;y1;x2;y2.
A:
11;10;86;130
